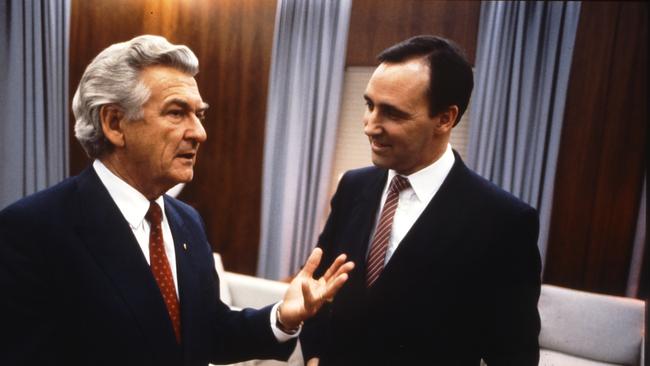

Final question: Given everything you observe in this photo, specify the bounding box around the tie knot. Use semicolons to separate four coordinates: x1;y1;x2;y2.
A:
145;201;162;226
389;175;410;194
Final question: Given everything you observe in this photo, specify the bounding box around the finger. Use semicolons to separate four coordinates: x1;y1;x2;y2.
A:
322;261;353;302
330;260;355;280
322;253;347;281
300;247;323;278
323;273;349;300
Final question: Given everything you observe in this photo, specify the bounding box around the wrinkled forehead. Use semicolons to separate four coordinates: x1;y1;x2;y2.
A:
140;65;205;107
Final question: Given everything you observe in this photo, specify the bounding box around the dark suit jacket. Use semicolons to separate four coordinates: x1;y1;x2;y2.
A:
301;152;541;365
0;167;294;366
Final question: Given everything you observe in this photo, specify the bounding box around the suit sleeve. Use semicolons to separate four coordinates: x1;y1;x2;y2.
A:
480;206;542;365
209;298;296;363
0;207;63;365
181;208;297;364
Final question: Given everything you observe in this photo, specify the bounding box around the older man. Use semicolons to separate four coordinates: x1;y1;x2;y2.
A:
0;35;353;366
300;35;541;365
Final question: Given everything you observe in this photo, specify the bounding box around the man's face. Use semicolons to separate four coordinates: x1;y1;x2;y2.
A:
119;65;208;197
363;59;445;175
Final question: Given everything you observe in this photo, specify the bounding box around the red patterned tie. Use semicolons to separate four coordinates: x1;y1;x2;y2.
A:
366;175;411;287
146;201;181;343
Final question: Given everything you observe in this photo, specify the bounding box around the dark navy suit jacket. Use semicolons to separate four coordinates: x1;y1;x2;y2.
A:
300;152;541;365
0;167;293;366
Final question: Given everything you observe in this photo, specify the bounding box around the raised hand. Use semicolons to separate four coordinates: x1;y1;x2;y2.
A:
277;248;354;330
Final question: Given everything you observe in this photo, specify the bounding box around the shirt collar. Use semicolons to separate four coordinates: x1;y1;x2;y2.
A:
387;144;455;203
93;160;165;229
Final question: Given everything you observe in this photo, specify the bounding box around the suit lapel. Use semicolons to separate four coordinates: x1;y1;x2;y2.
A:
330;169;387;299
377;153;472;286
348;169;387;273
164;198;202;361
73;168;181;360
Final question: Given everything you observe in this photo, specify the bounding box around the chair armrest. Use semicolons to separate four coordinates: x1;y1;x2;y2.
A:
641;332;645;366
223;271;289;309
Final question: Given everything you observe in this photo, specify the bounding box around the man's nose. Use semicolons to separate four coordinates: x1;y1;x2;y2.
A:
190;114;207;143
363;111;381;136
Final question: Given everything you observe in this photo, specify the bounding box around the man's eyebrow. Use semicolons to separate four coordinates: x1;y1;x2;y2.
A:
163;98;209;111
383;104;411;119
364;95;411;119
163;98;190;110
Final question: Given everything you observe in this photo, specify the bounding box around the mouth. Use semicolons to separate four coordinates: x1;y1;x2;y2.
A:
176;152;196;161
370;140;391;152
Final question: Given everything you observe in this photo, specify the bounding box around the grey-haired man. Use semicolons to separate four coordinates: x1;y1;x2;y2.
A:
0;35;353;366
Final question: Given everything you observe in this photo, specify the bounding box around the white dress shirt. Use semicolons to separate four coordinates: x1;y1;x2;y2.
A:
92;160;297;341
369;144;455;264
93;160;180;295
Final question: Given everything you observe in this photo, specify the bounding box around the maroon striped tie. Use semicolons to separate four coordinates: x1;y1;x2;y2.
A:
366;175;411;287
146;201;182;343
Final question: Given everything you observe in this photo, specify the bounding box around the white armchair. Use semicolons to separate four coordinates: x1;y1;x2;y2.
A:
213;253;289;310
211;253;303;366
538;284;645;366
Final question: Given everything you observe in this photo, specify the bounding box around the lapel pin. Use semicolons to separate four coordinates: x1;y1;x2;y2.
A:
183;243;188;251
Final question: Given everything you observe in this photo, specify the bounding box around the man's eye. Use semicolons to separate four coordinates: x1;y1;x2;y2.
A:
386;111;402;120
168;110;184;118
365;100;374;110
196;111;206;121
383;107;408;121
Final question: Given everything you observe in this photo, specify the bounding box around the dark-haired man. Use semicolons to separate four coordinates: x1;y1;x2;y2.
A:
300;35;541;365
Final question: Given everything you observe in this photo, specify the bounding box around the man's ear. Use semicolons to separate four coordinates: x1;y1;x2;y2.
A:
434;105;459;134
100;104;126;147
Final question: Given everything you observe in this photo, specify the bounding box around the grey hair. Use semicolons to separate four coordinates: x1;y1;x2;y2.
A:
72;35;199;158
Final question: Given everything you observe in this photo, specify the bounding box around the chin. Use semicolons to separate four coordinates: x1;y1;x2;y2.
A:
371;155;392;170
180;173;194;183
170;170;194;184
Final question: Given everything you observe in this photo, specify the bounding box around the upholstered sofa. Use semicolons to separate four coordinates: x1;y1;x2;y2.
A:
538;284;645;366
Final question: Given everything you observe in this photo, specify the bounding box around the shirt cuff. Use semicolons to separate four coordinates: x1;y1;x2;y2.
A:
270;301;301;342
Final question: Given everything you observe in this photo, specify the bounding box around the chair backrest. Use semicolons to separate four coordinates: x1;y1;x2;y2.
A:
538;284;645;365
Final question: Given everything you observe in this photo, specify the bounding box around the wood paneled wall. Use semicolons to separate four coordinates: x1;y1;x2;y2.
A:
69;0;277;274
544;1;647;296
346;0;480;66
70;1;648;291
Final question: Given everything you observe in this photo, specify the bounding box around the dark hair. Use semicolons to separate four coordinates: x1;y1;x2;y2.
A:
377;35;473;126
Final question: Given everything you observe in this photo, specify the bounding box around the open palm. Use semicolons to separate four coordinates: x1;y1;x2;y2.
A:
278;248;354;329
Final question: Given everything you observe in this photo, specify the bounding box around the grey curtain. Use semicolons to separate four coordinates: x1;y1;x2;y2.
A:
0;0;70;209
467;1;581;264
258;0;352;279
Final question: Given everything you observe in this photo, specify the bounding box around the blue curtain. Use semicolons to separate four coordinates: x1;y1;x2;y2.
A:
258;0;352;279
467;1;581;265
0;0;70;209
